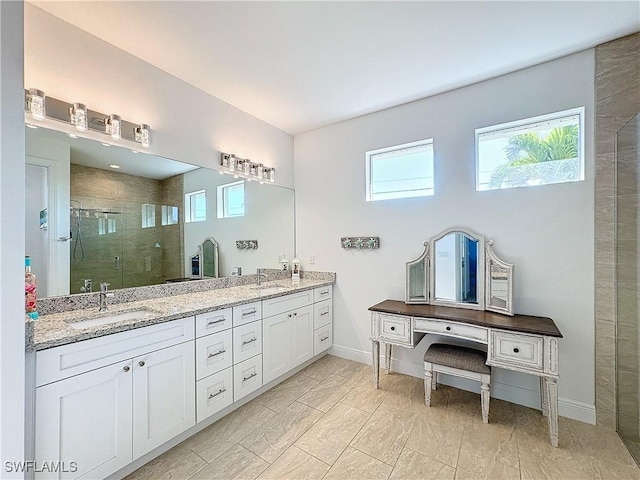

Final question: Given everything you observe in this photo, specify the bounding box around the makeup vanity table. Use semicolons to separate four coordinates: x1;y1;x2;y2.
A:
369;227;563;447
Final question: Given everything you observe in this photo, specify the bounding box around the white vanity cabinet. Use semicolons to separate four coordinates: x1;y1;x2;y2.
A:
34;317;195;480
313;286;333;355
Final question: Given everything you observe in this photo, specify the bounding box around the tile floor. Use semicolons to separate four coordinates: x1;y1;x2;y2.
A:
126;355;640;480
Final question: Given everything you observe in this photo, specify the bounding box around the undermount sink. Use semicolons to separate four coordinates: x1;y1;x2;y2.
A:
253;283;288;294
67;309;156;329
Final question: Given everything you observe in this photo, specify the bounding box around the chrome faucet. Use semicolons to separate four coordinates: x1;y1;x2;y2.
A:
99;282;114;311
256;268;268;286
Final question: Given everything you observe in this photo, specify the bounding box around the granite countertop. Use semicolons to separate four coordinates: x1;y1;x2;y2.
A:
29;278;334;351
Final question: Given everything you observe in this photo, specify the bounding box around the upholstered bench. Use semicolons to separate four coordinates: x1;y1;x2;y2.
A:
424;343;492;423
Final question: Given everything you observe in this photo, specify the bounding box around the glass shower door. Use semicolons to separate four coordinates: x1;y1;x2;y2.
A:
616;113;640;463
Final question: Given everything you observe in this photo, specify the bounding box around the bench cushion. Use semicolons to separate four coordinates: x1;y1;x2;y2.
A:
424;343;490;375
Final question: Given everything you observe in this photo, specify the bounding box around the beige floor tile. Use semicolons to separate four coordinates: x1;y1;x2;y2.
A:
404;411;465;467
295;402;370;465
254;373;319;413
184;402;277;462
297;373;355;412
455;449;520;480
459;417;519;469
298;354;342;381
341;377;389;413
323;447;393;480
390;448;455;480
566;417;639;467
190;444;268;480
585;457;640;479
124;443;206;480
331;357;371;381
518;448;597;480
376;373;427;420
351;409;414;466
240;401;323;463
256;445;330;480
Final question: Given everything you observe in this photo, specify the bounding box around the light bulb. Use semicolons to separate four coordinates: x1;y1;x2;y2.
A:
28;89;46;121
107;114;121;140
70;103;87;131
134;124;150;147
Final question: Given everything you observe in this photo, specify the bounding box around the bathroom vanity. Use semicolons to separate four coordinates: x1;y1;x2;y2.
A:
26;277;334;480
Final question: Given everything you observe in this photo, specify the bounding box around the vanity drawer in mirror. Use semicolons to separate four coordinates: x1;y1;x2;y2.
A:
379;314;411;343
313;299;332;329
414;318;488;343
314;285;332;303
233;320;262;364
196;329;233;380
233;302;262;327
489;331;543;372
196;308;232;338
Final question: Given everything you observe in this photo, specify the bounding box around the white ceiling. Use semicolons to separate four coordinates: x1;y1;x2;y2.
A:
31;1;640;135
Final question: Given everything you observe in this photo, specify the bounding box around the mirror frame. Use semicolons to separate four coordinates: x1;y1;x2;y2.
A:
485;240;514;316
430;226;486;311
405;241;429;304
189;237;219;279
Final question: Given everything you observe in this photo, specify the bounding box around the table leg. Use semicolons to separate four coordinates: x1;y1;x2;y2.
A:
385;343;392;374
372;340;380;389
545;377;559;447
540;376;549;417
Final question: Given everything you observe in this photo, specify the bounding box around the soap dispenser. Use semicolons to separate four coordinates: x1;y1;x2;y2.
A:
291;258;300;286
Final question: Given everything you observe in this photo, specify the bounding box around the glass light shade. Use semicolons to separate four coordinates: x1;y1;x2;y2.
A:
228;154;236;171
243;160;252;175
135;124;150;147
107;114;121;140
256;163;264;179
28;89;46;121
70;103;88;131
268;167;276;183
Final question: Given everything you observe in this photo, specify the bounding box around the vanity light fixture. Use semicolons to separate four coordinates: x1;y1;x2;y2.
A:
108;164;120;169
24;89;151;147
69;103;88;131
27;89;46;121
106;114;122;140
219;152;276;184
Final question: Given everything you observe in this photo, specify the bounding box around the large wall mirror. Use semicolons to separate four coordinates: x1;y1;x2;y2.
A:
406;227;514;315
25;126;295;298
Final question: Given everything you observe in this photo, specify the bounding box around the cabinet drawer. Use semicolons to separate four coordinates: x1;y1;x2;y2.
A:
379;314;411;344
262;290;314;318
414;318;488;343
314;324;333;355
233;320;262;364
233;302;262;327
196;329;233;380
234;355;263;401
196;367;234;423
36;317;195;387
489;331;543;372
195;308;232;338
313;299;332;329
314;285;332;303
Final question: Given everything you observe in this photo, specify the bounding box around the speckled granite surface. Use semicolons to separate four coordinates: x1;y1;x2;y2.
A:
28;273;335;351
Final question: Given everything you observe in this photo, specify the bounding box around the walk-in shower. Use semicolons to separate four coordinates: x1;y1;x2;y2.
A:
615;112;640;464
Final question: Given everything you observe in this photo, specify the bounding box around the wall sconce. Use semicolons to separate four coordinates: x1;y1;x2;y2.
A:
27;89;46;121
106;114;121;140
341;236;380;250
220;153;275;183
69;103;88;131
24;88;151;147
236;240;258;250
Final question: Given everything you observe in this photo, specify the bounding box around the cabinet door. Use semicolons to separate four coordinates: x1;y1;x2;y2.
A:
262;313;291;384
132;341;196;459
35;360;133;480
291;305;314;368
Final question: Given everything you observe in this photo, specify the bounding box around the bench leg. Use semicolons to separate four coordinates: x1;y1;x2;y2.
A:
481;374;490;424
432;371;437;390
424;364;433;406
385;344;392;374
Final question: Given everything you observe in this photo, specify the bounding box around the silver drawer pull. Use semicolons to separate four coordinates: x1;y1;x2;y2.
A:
243;372;258;382
321;311;329;316
242;338;257;346
208;388;226;399
208;349;226;358
242;309;257;317
320;336;329;341
207;318;226;326
320;291;329;295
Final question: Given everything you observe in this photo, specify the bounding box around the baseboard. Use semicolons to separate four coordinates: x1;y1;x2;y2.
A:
329;344;596;425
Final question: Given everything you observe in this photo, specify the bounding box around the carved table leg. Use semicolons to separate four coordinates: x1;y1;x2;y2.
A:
372;340;380;389
540;376;549;417
385;343;392;374
545;377;559;447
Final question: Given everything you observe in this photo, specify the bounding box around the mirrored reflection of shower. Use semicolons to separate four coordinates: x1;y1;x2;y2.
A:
69;202;122;262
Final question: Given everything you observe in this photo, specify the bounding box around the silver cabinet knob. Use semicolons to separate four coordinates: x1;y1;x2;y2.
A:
123;366;130;372
138;361;146;367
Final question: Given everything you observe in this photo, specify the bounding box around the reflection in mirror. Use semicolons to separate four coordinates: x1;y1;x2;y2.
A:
433;232;480;304
485;240;514;315
405;242;429;304
25;126;295;298
201;237;219;278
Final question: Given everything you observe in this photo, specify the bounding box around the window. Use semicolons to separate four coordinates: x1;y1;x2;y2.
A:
98;217;117;235
185;190;206;223
217;181;245;218
161;205;179;226
141;204;155;228
365;139;434;201
476;107;584;191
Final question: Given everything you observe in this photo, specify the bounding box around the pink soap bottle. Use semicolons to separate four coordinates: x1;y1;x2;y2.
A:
25;256;39;319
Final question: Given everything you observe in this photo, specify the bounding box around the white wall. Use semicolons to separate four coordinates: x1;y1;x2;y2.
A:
24;4;294;188
0;1;25;477
25;165;48;297
294;50;596;419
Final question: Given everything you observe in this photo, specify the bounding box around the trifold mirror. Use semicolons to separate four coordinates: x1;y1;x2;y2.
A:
406;227;514;316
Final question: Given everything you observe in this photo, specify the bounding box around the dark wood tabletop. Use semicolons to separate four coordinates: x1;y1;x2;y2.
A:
369;300;563;338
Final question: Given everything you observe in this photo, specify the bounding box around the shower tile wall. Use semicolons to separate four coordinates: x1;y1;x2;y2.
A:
595;32;640;429
70;164;183;293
